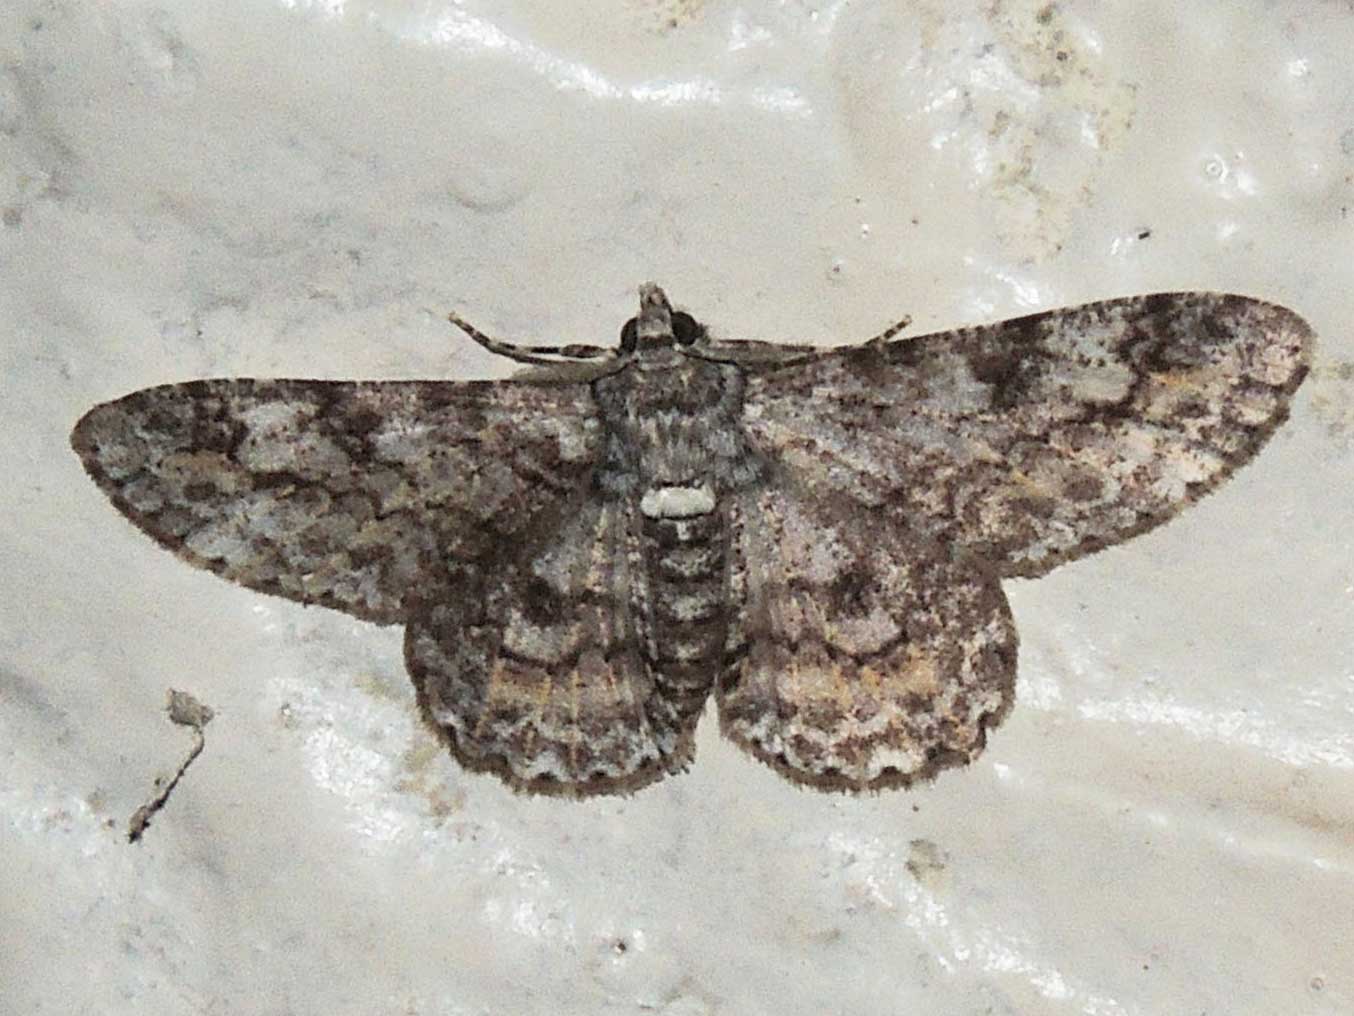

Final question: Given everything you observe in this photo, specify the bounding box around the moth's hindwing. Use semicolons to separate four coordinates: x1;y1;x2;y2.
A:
720;487;1017;791
405;495;702;796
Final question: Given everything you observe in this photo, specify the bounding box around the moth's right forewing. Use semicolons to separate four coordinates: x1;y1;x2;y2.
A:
71;378;604;623
741;294;1313;578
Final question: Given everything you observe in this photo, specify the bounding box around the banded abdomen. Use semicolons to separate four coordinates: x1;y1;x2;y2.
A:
637;483;729;724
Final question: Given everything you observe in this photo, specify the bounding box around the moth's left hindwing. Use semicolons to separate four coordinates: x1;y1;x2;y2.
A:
406;494;702;797
71;378;603;623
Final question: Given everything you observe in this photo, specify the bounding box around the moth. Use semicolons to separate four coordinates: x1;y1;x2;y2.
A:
72;284;1312;796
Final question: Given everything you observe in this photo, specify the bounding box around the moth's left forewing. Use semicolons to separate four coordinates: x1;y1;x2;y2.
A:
742;293;1313;578
71;378;605;623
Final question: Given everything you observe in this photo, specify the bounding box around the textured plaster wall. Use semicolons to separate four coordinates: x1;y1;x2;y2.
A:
3;2;1352;1014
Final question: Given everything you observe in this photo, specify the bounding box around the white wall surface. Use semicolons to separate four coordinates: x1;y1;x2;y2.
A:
3;2;1351;1014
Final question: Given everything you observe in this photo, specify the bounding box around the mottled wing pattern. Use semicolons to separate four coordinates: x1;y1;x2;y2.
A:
72;288;1312;799
406;495;699;796
742;294;1312;577
720;487;1016;790
71;379;602;623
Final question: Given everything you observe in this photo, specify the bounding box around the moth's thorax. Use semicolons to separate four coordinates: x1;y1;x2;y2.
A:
591;350;763;497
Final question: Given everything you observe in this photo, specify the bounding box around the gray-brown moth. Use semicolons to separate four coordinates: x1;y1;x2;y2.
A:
72;284;1313;796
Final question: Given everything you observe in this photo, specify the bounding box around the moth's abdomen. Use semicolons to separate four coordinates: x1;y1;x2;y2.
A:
638;484;728;721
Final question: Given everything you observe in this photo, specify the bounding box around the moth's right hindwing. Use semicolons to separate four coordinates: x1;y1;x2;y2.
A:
71;378;603;623
720;487;1017;791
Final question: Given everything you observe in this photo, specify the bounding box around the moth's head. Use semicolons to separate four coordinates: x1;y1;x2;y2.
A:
619;283;705;356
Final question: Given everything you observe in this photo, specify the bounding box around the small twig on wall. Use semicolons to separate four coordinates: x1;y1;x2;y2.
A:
127;689;215;844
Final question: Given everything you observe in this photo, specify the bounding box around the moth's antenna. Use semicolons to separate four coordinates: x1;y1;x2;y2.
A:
447;309;619;366
864;315;913;347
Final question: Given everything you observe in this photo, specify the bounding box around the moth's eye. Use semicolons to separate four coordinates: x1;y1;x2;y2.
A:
671;311;702;346
620;318;639;354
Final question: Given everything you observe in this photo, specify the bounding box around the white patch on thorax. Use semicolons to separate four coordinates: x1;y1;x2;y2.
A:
640;483;716;519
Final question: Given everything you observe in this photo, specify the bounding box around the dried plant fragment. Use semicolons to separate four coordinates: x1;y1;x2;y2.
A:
127;689;214;842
